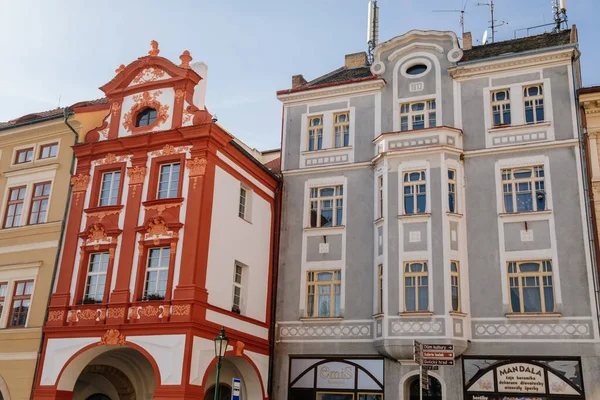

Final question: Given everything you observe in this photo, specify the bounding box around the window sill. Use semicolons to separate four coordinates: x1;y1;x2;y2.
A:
446;212;463;218
302;146;352;155
397;213;431;220
0;220;62;234
84;204;124;214
300;317;343;322
238;216;252;225
505;312;562;319
373;313;385;319
499;210;552;218
488;121;551;134
399;311;434;317
304;225;345;232
143;197;184;207
373;217;384;224
449;311;467;317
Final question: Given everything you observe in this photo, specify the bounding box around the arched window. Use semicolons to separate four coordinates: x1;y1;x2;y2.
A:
408;375;442;400
136;108;158;127
204;385;232;400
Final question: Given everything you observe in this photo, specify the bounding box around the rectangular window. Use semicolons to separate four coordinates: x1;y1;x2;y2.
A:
400;100;436;131
502;166;546;213
144;247;170;300
84;252;110;303
448;169;457;213
377;264;383;314
14;148;34;164
99;171;121;206
4;186;27;228
403;171;426;215
451;261;460;312
508;260;555;313
239;187;247;219
232;262;245;314
378;175;384;219
404;262;429;312
39;143;58;159
524;85;544;124
491;89;511;126
308;115;323;151
0;282;7;319
333;112;350;148
9;280;33;327
309;186;343;228
306;270;341;318
157;162;181;199
29;182;51;224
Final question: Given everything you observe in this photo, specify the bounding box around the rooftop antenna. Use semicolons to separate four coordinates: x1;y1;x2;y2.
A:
553;0;568;31
433;0;469;39
367;0;379;64
475;0;508;43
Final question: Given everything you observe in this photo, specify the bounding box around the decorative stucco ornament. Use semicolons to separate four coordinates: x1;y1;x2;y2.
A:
179;50;193;68
148;40;160;56
99;329;126;346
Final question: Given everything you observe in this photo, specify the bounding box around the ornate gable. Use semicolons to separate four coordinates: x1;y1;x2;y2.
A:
85;41;211;143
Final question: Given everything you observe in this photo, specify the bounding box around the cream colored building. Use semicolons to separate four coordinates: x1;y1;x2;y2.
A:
0;102;107;400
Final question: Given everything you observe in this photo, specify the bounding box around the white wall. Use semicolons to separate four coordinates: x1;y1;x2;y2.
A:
205;166;272;323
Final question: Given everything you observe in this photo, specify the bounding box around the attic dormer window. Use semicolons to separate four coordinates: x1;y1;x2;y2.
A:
136;108;158;127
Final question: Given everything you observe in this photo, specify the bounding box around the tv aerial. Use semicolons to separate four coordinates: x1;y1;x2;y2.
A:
475;0;508;43
433;0;469;39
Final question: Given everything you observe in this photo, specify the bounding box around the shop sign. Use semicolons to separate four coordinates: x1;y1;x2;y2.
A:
316;362;355;389
496;363;546;393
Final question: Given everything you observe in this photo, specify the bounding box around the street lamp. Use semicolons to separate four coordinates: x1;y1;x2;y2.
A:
213;326;229;400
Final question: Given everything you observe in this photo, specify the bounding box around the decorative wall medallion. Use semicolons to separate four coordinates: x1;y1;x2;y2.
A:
149;144;191;158
47;310;64;322
122;90;169;133
171;304;191;316
99;329;126;346
107;307;125;319
186;157;207;189
78;309;99;321
139;305;161;318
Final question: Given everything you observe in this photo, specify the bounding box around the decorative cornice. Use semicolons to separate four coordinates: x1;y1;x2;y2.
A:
277;79;385;104
583;100;600;115
449;49;575;79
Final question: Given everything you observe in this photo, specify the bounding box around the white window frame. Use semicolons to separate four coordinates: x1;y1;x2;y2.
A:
403;261;429;312
377;175;384;219
448;168;457;213
99;171;121;207
307;115;324;152
450;261;460;312
402;170;427;215
144;247;170;299
333;112;350;148
232;261;248;314
491;89;511;126
308;185;344;228
157;162;181;199
84;252;110;303
400;100;436;131
377;264;383;314
238;184;252;222
501;165;546;214
523;84;545;124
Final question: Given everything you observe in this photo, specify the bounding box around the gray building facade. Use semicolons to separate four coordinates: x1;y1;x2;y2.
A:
274;27;600;400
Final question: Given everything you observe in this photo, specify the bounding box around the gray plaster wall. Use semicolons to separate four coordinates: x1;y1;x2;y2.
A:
544;65;575;141
350;95;376;162
465;147;591;318
461;78;487;151
283;104;307;171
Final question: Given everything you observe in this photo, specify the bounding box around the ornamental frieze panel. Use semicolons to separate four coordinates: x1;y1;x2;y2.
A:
128;304;170;321
149;144;192;158
389;317;445;337
472;319;594;340
92;153;131;166
129;67;170;87
278;321;372;341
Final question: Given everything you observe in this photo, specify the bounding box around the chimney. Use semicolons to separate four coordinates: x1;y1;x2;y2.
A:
345;52;368;69
292;74;307;89
463;32;473;50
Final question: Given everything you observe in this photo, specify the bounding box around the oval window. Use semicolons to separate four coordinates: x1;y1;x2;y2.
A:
136;108;158;127
406;64;428;75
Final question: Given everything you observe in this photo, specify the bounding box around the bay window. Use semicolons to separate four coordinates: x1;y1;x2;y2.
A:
404;262;429;312
400;100;436;131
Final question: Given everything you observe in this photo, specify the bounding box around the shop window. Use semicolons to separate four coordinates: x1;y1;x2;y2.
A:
502;166;546;213
403;171;426;215
136;108;157;127
29;182;51;224
203;385;231;400
306;270;341;318
9;280;34;327
309;186;343;228
143;247;170;300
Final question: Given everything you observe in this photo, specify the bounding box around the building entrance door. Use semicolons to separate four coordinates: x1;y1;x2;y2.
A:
408;376;442;400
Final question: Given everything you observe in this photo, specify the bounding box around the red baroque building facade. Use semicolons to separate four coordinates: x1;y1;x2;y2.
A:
33;42;280;400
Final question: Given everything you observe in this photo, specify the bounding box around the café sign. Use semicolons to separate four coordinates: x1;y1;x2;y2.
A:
496;363;545;393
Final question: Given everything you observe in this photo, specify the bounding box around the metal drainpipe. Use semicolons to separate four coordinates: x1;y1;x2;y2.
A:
572;60;600;330
267;179;282;399
29;108;78;399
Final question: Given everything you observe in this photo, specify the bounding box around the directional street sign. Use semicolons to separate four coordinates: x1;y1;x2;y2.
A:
413;340;422;364
422;359;455;366
422;344;454;351
423;351;454;359
422;365;439;371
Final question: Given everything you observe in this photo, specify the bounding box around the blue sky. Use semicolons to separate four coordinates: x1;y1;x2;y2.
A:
0;0;598;150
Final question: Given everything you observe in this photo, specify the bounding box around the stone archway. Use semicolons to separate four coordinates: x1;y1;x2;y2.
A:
75;365;136;400
202;356;264;400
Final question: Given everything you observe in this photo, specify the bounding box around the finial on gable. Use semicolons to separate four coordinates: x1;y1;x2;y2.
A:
179;50;193;69
115;64;125;74
148;40;160;56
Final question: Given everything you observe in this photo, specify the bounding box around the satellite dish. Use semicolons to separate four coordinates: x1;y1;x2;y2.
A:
482;30;489;45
